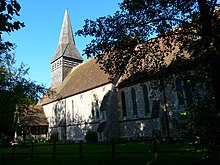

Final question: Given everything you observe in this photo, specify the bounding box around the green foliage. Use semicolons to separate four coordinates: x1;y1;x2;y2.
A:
188;104;220;149
0;0;25;53
77;0;220;78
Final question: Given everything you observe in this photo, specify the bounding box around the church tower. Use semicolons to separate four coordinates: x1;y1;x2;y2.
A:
51;9;83;88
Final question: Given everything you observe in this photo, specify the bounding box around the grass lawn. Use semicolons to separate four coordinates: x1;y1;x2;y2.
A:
0;142;219;165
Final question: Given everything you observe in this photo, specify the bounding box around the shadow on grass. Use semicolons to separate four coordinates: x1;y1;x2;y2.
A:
0;154;150;165
1;153;219;165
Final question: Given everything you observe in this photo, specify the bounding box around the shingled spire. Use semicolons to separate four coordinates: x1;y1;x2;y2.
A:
51;9;83;88
51;9;83;63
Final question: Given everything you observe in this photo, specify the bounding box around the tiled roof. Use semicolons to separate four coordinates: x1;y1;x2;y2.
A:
39;58;111;105
21;105;48;126
115;38;184;87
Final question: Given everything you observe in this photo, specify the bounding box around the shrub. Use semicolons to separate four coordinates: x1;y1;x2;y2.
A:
26;134;34;143
0;133;6;146
50;130;59;141
85;131;97;142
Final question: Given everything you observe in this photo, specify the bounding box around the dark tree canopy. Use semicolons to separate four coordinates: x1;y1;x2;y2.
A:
77;0;220;78
0;0;45;142
77;0;220;148
0;56;45;141
0;0;25;54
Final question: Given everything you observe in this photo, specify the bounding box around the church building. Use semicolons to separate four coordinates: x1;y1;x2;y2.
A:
39;9;190;142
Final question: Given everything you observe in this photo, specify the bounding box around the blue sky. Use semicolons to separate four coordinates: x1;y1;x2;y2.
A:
3;0;122;88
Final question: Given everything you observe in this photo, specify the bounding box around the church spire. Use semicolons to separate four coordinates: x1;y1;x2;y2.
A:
51;9;83;63
51;9;83;88
58;9;75;46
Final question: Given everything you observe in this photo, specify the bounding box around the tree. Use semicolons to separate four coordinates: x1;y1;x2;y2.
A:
0;0;25;55
0;0;45;142
0;54;46;141
77;0;220;149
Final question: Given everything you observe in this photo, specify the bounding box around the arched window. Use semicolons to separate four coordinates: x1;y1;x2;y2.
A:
175;78;193;108
143;85;150;115
131;88;138;116
176;78;185;107
121;91;127;117
183;80;193;106
91;94;100;120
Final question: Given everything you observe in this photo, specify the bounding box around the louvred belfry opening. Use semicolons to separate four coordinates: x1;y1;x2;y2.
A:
51;9;83;88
